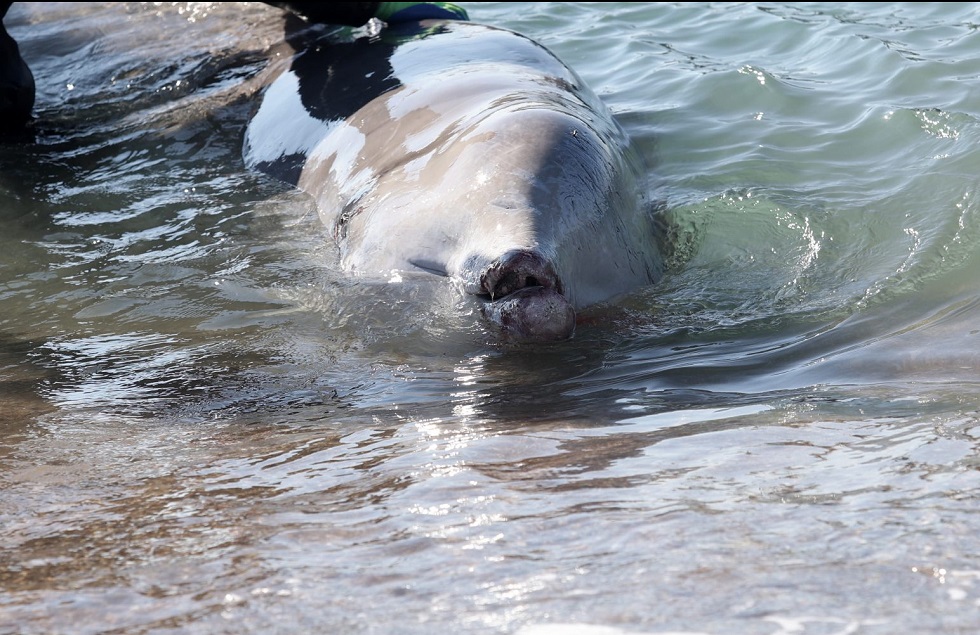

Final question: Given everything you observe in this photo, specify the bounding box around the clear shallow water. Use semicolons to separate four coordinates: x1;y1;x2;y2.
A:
1;2;979;633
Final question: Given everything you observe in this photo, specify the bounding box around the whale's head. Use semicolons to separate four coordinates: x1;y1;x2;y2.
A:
249;21;664;343
291;104;661;342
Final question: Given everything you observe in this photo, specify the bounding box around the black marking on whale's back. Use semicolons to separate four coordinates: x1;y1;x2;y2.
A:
246;31;402;184
290;32;401;123
253;152;306;185
244;20;608;187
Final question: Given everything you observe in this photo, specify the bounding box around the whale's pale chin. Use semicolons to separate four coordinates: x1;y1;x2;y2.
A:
480;286;576;342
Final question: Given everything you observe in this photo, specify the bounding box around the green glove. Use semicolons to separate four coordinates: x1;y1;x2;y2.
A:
375;2;469;23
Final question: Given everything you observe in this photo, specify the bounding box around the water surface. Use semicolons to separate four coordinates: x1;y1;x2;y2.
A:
1;3;979;634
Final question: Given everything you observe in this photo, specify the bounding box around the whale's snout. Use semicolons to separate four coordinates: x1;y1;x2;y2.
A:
477;250;575;341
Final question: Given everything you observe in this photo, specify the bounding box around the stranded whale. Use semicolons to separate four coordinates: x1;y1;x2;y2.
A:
244;19;663;341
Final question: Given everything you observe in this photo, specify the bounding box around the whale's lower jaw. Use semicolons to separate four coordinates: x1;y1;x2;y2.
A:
480;286;576;342
473;249;575;341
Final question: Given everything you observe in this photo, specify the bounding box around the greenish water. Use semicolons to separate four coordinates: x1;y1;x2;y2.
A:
1;3;978;634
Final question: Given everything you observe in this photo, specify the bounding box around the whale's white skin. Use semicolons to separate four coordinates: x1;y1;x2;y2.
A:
245;20;663;340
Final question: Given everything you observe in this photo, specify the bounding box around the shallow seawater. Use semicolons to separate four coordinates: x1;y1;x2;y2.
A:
1;2;979;634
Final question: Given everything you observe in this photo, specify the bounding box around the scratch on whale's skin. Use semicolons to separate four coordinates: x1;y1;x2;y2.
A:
244;19;664;341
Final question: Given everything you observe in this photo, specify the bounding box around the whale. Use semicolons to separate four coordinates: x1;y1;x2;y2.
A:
244;19;664;341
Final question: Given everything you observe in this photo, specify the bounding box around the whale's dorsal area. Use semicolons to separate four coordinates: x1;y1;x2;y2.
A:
245;20;663;340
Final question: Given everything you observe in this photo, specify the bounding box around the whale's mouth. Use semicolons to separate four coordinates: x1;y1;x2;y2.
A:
481;250;565;299
477;250;575;341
